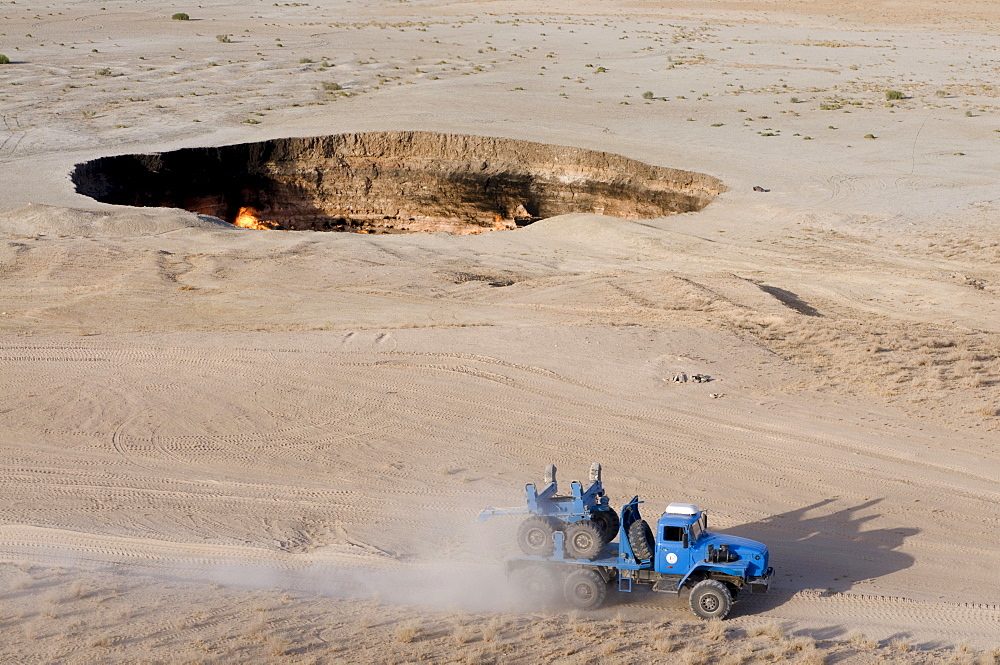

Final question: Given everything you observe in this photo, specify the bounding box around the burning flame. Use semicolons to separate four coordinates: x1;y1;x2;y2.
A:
232;206;278;230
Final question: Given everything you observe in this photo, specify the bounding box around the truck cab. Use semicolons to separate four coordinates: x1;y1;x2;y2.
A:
654;502;771;594
655;503;702;573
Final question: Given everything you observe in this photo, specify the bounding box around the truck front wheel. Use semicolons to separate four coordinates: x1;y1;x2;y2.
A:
688;579;733;620
563;569;607;610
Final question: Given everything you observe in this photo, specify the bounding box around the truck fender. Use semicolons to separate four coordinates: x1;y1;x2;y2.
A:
677;563;749;591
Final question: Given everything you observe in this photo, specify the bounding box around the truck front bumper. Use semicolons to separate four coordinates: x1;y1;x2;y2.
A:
748;567;774;594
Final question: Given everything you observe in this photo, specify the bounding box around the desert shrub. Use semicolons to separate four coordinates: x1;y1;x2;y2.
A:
890;638;912;653
95;68;112;76
678;648;709;665
267;636;289;656
299;57;313;63
704;618;726;640
395;622;419;643
935;89;947;97
171;12;189;20
799;649;827;665
642;90;654;99
864;134;876;139
790;96;799;103
452;623;476;645
322;81;342;90
847;630;877;649
748;621;783;640
216;34;231;43
0;54;9;65
480;617;501;642
885;90;904;100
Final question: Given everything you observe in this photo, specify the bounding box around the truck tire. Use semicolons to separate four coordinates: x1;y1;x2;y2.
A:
688;579;733;620
562;569;607;610
627;519;654;561
591;509;620;542
511;564;558;606
517;516;556;556
564;520;607;560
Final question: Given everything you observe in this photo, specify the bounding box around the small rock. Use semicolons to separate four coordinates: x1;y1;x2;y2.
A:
709;393;723;399
752;185;769;192
671;372;688;383
691;374;711;383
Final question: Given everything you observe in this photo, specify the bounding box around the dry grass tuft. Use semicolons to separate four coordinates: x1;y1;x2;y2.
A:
267;636;289;657
788;636;816;651
612;611;627;635
717;653;748;665
653;635;677;653
248;615;268;642
22;620;38;640
452;623;476;645
749;621;784;640
480;617;501;643
976;649;1000;665
90;635;116;648
459;646;486;665
395;621;420;643
797;647;827;665
704;618;726;641
847;630;877;649
678;647;709;665
890;637;912;653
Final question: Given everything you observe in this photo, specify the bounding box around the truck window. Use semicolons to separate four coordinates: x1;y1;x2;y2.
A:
663;526;684;541
690;520;703;541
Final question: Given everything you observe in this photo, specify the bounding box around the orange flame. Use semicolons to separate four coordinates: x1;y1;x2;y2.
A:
232;206;278;230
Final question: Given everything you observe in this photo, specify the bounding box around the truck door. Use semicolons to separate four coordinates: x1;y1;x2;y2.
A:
656;525;691;573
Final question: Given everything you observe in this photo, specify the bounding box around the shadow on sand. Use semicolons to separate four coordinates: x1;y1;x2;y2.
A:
724;498;919;614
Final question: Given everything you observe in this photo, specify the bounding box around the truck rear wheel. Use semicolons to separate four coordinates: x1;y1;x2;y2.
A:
564;520;607;560
591;509;620;542
627;519;654;561
689;579;733;620
563;569;607;610
517;516;556;556
511;565;558;606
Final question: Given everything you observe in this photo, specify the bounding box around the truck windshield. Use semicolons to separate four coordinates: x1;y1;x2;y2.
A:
689;520;703;542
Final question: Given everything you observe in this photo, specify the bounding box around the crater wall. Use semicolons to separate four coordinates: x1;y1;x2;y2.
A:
71;132;725;233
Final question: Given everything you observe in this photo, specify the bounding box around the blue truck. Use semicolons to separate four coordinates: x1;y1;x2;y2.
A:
479;463;773;619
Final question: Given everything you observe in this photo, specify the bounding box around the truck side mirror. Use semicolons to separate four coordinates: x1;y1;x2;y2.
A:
682;532;689;548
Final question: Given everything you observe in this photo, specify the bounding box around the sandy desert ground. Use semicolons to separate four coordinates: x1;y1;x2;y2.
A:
1;0;999;662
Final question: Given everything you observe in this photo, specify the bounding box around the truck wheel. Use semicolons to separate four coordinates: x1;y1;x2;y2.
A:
627;519;654;561
511;565;558;606
591;509;620;542
517;516;556;556
688;579;733;620
562;569;607;610
564;520;607;560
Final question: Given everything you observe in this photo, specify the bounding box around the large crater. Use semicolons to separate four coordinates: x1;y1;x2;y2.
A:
71;132;724;234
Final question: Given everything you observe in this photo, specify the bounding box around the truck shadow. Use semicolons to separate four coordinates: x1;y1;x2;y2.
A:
722;498;919;612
